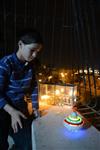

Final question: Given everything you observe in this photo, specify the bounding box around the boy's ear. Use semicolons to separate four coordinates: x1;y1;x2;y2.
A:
18;41;23;48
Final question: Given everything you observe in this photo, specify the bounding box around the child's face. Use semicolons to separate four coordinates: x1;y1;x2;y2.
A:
19;42;42;62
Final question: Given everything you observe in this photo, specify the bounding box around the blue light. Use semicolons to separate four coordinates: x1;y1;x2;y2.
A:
60;127;86;140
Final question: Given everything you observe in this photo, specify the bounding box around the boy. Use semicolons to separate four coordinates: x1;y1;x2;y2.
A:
0;29;43;149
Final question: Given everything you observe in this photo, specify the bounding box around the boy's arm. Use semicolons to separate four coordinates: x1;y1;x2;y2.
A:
31;82;40;117
0;62;26;132
0;63;9;108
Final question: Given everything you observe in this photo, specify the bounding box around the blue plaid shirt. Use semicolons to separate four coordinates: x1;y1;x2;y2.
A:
0;53;39;111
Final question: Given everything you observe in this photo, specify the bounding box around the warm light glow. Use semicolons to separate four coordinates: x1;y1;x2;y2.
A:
60;72;65;77
43;65;46;69
74;98;77;102
74;71;78;74
38;79;42;82
48;76;53;80
89;68;93;73
84;69;88;74
41;95;50;100
55;89;60;95
39;73;42;75
61;88;64;93
79;70;83;73
39;83;78;106
98;77;100;80
39;101;49;107
69;89;73;96
74;90;77;96
94;69;99;74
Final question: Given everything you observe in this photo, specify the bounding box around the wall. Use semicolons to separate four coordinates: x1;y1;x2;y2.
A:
0;0;99;69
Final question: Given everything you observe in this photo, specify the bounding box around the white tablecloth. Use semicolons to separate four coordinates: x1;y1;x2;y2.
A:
31;106;100;150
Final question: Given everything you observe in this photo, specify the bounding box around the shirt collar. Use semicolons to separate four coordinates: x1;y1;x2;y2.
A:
12;53;27;68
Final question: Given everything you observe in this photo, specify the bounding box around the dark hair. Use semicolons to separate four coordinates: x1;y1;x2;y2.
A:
17;28;43;44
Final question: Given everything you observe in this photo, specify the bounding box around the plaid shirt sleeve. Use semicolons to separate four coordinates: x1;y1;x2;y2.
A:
31;78;39;109
0;62;9;108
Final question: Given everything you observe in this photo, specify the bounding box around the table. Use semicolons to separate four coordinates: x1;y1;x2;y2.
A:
32;106;100;150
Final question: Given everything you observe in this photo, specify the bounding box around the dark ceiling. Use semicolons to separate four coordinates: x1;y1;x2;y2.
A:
0;0;100;69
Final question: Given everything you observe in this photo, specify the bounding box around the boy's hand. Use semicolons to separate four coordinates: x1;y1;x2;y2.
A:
11;109;27;133
33;109;40;118
4;104;27;133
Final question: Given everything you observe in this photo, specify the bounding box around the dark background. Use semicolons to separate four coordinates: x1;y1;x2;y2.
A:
0;0;100;69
